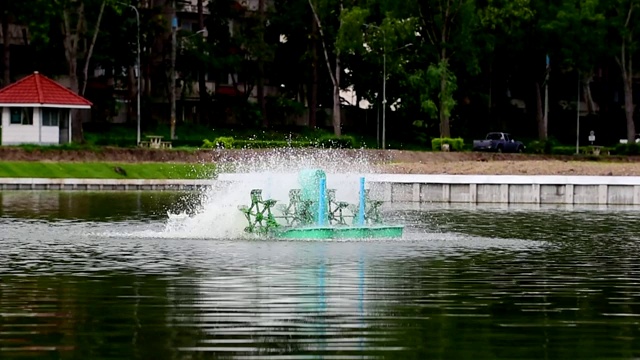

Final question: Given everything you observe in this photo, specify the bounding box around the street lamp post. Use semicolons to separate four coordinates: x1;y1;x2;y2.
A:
122;3;141;145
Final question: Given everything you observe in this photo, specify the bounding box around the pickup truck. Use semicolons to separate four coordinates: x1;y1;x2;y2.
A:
472;132;525;153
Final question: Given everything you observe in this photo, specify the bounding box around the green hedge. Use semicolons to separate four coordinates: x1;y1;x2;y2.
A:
200;135;357;149
93;138;137;147
234;140;312;148
527;139;560;154
613;143;640;155
431;137;464;151
550;146;579;155
550;146;615;155
171;139;205;148
317;135;358;149
202;137;234;149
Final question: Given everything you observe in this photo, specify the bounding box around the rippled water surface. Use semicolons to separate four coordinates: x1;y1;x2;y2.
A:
2;191;640;359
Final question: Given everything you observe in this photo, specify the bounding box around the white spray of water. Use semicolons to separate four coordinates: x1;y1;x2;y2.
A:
162;148;381;239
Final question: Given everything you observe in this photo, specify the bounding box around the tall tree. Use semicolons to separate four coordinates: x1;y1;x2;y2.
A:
479;0;540;137
338;5;418;143
61;0;110;142
543;0;607;115
608;0;639;143
0;0;33;86
416;0;477;138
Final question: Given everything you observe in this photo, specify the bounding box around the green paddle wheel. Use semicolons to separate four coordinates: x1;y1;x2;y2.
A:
238;189;279;235
238;169;403;239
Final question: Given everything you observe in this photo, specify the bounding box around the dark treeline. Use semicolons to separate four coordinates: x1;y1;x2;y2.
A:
1;0;638;146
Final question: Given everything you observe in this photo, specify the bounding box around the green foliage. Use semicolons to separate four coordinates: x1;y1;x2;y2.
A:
171;139;206;148
541;0;606;72
202;139;215;148
234;140;312;149
266;96;306;122
550;146;614;156
480;0;534;33
526;140;544;154
214;137;235;149
198;135;357;149
527;138;560;154
202;137;238;149
317;135;358;149
614;143;640;156
550;146;578;155
411;120;432;144
410;61;457;122
431;137;464;151
337;6;369;54
8;0;636;147
15;143;102;152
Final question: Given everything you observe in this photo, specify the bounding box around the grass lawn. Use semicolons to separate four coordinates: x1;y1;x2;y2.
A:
0;162;216;179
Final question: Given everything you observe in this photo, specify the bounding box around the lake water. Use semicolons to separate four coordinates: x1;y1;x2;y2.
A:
2;191;640;359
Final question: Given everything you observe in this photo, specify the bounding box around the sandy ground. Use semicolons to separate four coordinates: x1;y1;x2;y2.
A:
377;160;640;176
378;151;640;176
2;147;640;176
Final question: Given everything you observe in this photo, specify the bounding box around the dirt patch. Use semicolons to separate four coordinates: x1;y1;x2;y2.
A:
3;147;640;176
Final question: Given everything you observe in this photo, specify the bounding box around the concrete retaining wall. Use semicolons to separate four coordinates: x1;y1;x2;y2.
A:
2;175;640;205
365;175;640;205
0;178;216;191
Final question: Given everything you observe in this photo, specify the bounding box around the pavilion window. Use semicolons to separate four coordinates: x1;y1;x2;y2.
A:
10;108;33;125
42;108;66;127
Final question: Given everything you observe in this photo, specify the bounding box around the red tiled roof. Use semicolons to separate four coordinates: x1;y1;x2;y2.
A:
0;72;92;107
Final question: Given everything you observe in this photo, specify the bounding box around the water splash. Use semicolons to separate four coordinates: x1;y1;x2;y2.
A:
163;148;384;239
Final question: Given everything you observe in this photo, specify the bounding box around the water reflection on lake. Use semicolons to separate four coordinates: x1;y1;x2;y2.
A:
2;191;640;359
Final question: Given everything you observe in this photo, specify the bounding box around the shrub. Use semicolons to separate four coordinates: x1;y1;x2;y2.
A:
317;135;357;149
527;140;544;154
202;137;235;149
613;143;640;155
202;139;215;148
527;138;560;154
215;136;235;149
93;137;137;147
550;146;578;155
235;140;313;149
431;137;464;151
171;139;205;148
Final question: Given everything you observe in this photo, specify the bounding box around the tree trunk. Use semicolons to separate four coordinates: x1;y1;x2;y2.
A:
623;72;635;143
437;48;452;138
439;53;450;138
197;0;208;125
80;0;106;96
617;27;635;143
581;71;596;115
257;0;267;127
308;0;341;136
616;3;636;143
308;13;318;128
333;55;341;136
62;4;85;143
535;82;545;141
1;10;9;87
